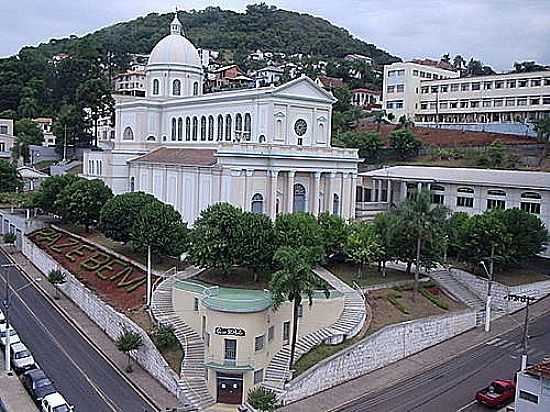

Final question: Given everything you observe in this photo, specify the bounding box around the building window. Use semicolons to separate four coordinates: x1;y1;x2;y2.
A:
251;193;264;214
283;321;290;343
235;114;243;141
471;82;480;91
122;126;134;140
153;79;159;95
457;197;474;208
450;84;459;92
254;369;264;385
208;116;214;141
172;79;181;96
186;117;191;141
531;98;540;105
518;79;528;88
193;82;199;96
224;339;236;361
268;326;274;342
507;80;516;88
293;184;307;212
130;177;135;192
432;194;444;205
171;118;177;141
255;335;265;352
482;100;492;108
194;297;199;311
217;115;224;141
387;85;395;93
200;116;207;141
494;99;504;107
440;85;448;93
412;69;418;76
519;390;539;404
192;117;198;141
522;191;542;200
487;189;506;196
484;81;493;90
225;114;232;141
177;118;183;141
431;86;438;93
0;125;8;134
470;101;480;108
332;193;340;215
244;113;251;141
461;83;470;91
487;199;506;210
521;202;541;214
146;135;156;142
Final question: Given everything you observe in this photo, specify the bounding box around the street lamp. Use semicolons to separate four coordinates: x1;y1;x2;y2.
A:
506;293;536;371
480;259;493;332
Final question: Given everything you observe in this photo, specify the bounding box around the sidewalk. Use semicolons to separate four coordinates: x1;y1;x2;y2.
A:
0;358;38;412
282;295;550;412
9;251;179;411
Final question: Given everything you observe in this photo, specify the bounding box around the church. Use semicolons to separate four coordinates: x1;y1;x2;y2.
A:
83;14;360;224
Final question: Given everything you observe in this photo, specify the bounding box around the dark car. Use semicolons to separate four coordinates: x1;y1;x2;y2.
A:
21;369;57;403
476;379;516;408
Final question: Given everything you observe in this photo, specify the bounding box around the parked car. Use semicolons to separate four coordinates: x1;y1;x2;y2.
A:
21;369;57;403
0;326;20;347
41;392;73;412
476;379;516;408
10;342;35;372
0;309;6;327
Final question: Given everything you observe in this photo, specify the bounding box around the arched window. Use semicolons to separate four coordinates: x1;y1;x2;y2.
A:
457;187;474;194
235;114;243;141
193;82;199;96
122;126;134;140
488;189;506;196
276;119;283;141
192;117;198;141
146;135;156;142
171;118;177;141
185;117;191;141
251;193;264;214
225;114;232;141
200;116;207;141
208;116;214;141
173;79;181;96
332;193;340;215
177;118;183;141
521;192;542;200
244;113;252;141
153;79;160;95
259;134;266;144
431;184;445;192
217;115;224;141
130;177;135;192
293;184;306;213
318;123;325;141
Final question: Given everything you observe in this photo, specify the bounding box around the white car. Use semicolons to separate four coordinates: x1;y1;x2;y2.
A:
10;342;35;372
0;309;5;327
41;392;74;412
0;326;20;347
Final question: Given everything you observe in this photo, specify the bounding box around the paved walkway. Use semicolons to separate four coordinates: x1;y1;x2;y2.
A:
9;251;179;411
281;295;550;412
0;358;38;412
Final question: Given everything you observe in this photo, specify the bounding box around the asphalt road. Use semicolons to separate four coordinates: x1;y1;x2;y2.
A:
0;250;158;412
338;311;550;412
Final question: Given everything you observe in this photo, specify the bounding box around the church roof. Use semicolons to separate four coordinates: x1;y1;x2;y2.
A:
129;147;217;167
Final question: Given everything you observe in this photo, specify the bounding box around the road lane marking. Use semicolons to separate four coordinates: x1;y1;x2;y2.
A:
456;400;477;412
485;338;500;346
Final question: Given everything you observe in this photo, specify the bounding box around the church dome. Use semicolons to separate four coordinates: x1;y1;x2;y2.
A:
147;14;201;68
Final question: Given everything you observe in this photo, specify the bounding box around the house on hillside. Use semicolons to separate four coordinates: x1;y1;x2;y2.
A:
251;66;284;87
315;75;344;91
351;88;382;111
0;119;15;159
208;65;254;91
32;118;56;147
345;54;373;65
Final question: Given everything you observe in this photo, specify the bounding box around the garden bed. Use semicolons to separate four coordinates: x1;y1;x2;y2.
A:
326;261;419;288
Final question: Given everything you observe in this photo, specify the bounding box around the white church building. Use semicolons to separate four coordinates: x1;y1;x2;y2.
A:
83;14;359;224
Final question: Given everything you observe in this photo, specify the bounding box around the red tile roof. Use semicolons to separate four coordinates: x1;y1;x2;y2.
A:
352;88;381;95
317;75;345;89
130;147;217;166
526;360;550;379
410;58;456;71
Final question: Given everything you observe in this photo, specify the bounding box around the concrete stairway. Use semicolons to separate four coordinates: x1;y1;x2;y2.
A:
429;269;486;310
263;266;367;392
151;269;215;411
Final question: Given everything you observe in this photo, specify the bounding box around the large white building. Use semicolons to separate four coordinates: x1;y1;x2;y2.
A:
0;118;15;159
83;14;360;224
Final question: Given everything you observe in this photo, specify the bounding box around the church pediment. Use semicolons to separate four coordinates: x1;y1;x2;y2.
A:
272;76;337;103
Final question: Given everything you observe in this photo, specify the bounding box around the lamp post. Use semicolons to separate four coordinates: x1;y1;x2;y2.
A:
2;263;14;374
480;252;494;332
506;293;536;371
146;245;152;308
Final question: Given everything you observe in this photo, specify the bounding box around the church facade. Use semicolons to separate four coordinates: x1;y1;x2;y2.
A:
83;14;360;224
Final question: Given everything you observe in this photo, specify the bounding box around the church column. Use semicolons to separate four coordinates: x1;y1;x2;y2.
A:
400;181;407;202
269;170;279;220
286;170;295;213
243;169;253;211
387;180;393;204
350;173;358;219
327;172;336;211
341;173;352;219
312;172;321;217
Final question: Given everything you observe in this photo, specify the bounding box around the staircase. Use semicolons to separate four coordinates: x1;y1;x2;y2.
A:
263;266;367;392
429;269;486;310
151;268;215;411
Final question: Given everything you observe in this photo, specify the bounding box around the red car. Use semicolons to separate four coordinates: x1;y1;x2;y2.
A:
476;379;516;408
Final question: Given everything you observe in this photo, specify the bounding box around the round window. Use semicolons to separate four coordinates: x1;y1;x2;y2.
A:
294;119;308;136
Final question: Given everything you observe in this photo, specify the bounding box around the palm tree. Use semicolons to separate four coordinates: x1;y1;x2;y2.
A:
269;246;329;369
47;269;66;300
115;329;144;372
534;118;550;167
396;189;449;300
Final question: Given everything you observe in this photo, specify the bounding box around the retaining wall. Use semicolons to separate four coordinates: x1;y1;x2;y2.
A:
283;310;476;404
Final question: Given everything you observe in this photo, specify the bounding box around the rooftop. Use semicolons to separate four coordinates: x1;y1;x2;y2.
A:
360;166;550;191
129;147;217;167
525;360;550;379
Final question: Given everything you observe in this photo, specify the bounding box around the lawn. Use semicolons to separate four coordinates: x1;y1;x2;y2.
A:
192;267;271;290
293;282;465;377
325;261;416;288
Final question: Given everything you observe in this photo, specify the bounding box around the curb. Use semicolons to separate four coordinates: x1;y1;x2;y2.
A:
1;250;162;412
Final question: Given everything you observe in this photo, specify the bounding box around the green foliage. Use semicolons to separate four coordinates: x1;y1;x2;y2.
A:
535;117;550;166
187;203;243;275
76;79;114;145
32;174;81;215
389;129;421;159
462;211;510;266
0;160;22;192
47;269;66;299
55;178;113;230
115;328;144;372
387;294;409;314
100;192;156;243
345;222;382;274
275;213;325;264
475;140;518;169
247;386;278;412
444;212;470;260
52;104;92;155
373;212;400;266
237;211;277;280
318;212;349;259
332;107;363;134
419;287;449;310
332;131;383;160
152;324;179;351
2;232;17;245
13;119;44;163
130;199;188;257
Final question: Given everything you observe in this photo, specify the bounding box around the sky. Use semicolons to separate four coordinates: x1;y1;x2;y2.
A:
2;0;549;71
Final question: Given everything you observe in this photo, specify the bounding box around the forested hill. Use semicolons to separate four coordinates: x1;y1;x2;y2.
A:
27;4;399;66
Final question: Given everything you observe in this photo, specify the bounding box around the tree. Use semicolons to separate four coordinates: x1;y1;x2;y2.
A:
13;119;44;164
453;55;466;70
130;199;188;257
247;386;278;412
345;222;382;277
397;115;414;130
441;53;451;64
152;324;179;351
332;87;353;113
444;212;470;261
373;212;400;273
389;129;421;159
513;61;545;73
373;110;385;132
270;246;329;368
100;192;156;243
32;174;81;215
275;213;325;263
333;131;382;161
395;189;449;299
318;212;349;260
76;79;114;147
52;104;92;157
534;117;550;167
115;328;144;372
55;178;113;231
237;211;277;281
0;160;22;192
47;269;66;300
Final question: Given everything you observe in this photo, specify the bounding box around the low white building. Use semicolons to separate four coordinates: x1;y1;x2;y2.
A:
0;118;15;159
351;88;382;110
251;66;284;87
32;117;56;147
515;360;550;412
112;70;146;97
345;54;373;65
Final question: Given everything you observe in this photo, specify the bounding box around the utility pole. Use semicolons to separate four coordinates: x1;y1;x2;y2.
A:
146;245;152;308
506;293;536;371
63;124;68;163
480;246;494;332
1;263;15;374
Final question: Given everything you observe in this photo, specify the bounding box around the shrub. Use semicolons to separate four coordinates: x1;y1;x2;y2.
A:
152;324;179;351
247;386;278;412
389;129;422;159
419;288;449;310
387;293;409;314
2;232;16;245
47;269;67;299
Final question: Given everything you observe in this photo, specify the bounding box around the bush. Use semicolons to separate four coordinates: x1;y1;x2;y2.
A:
387;293;409;314
152;324;179;351
247;386;278;412
389;129;421;159
2;232;16;245
419;288;449;310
